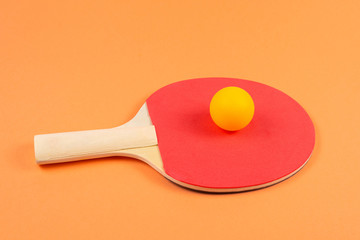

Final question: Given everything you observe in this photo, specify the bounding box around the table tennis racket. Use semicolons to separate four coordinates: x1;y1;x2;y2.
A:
34;78;315;193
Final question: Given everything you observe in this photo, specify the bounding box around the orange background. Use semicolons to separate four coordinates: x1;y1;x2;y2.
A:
1;0;359;239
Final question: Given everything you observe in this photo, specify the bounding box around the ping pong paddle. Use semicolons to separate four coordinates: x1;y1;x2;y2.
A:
34;78;315;192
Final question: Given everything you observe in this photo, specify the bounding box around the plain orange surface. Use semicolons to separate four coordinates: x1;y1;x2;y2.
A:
1;0;359;239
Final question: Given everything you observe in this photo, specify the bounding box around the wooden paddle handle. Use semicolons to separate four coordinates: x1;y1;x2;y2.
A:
34;126;158;164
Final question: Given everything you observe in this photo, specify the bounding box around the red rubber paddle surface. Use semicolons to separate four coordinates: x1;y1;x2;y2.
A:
146;78;315;189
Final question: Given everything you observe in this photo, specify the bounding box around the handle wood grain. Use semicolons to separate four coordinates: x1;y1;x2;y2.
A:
34;126;158;164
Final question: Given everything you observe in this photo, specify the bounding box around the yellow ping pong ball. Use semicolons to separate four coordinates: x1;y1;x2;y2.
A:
210;87;255;131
